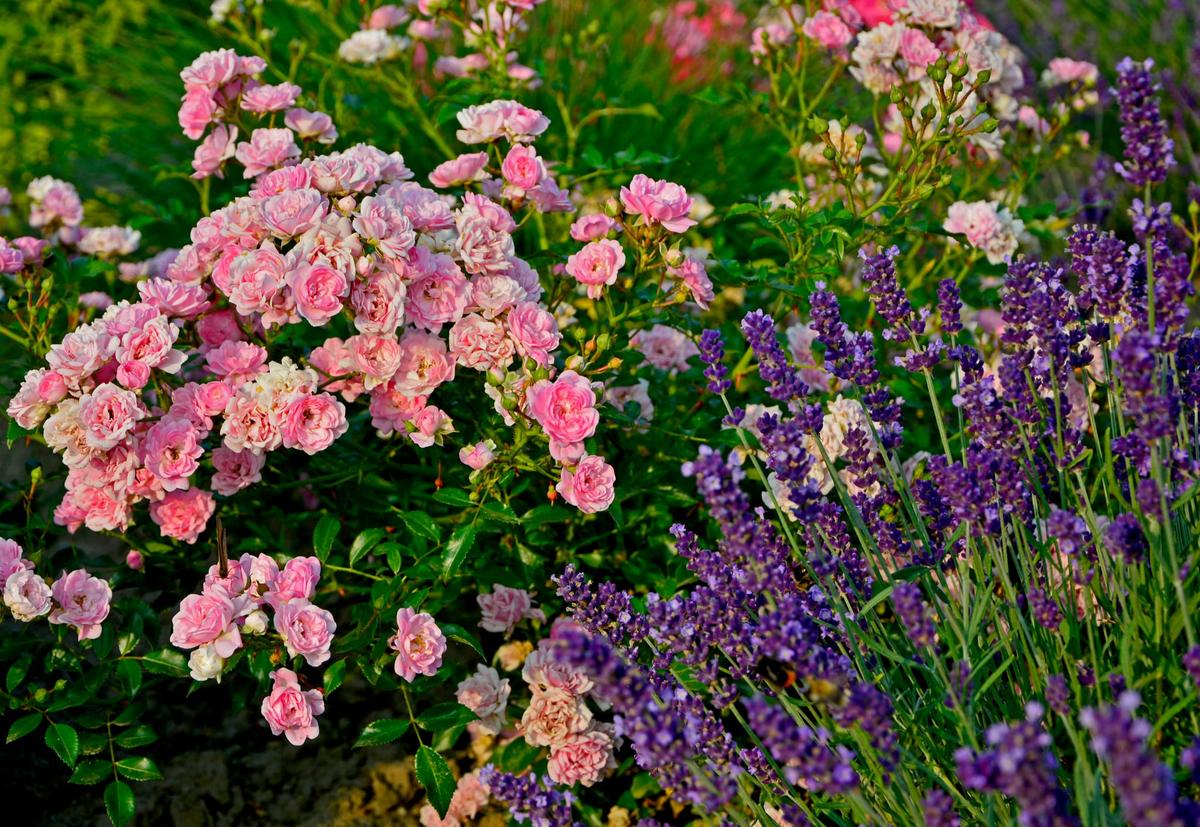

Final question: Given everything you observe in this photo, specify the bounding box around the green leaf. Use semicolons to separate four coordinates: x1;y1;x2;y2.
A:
45;721;79;767
349;528;387;566
383;542;403;575
353;718;410;748
115;756;163;782
6;655;31;693
114;725;157;749
433;488;473;508
104;780;136;826
415;745;456;818
141;649;188;677
6;712;41;743
70;759;112;786
397;510;441;543
116;661;142;698
323;659;348;695
441;522;476;580
313;515;340;562
492;737;543;773
417;702;477;731
438;623;484;658
6;418;31;448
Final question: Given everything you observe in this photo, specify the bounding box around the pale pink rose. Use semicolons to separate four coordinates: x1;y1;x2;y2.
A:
391;330;456;396
405;259;471;331
505;256;543;302
668;256;714;309
428;152;490;188
477;584;544;636
78;291;113;310
78;383;144;450
338;29;406;64
366;3;409;28
37;371;69;404
14;236;50;264
382;182;455;231
501;144;545;190
557;455;616;514
456;664;510;734
235;128;301;178
549;438;586;465
569;214;618;242
288;258;349;326
47;324;113;383
225;243;290;322
138;278;212;319
454;194;516;276
0;239;25;274
261;667;325;745
406;404;453;448
631;324;700;372
281;392;348;455
899;28;940;75
7;369;53;429
250;165;313;198
526;370;599;445
368;384;427;436
619;174;696;233
180;49;241;90
241;82;301;113
170;589;242;656
206;340;268;383
261;189;328;238
389;607;446;682
1018;105;1050;135
1043;57;1098;86
455;99;550;144
4;570;53;621
266;556;321;609
522;640;593;695
150;488;215;544
0;538;29;584
351;266;407;335
459;440;496;470
178;87;218;139
565;239;625;300
310;338;365;402
197;309;245;348
547;728;615;787
346;333;404;390
469;274;525;319
211;446;266;496
116;313;185;375
192;124;239;179
943;200;1002;247
27;176;83;228
803;11;853;49
143;417;204;490
605;379;655;425
507;302;560;367
48;569;112;640
285;108;338;144
449;313;515;373
519;687;591;748
274;599;336;667
352;195;416;257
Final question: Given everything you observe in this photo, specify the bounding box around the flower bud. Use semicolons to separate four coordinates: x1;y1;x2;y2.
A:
243;609;269;635
188;645;225;683
603;197;621;217
976;69;992;86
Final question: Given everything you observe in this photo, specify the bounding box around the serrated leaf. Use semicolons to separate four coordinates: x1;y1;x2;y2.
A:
313;515;340;562
6;712;41;743
349;528;387;566
116;661;142;698
323;660;348;695
70;759;112;785
114;725;157;749
438;623;484;658
441;522;476;580
353;718;410;748
104;780;135;826
417;702;477;731
415;745;456;818
141;650;188;677
433;488;473;508
397;510;441;543
6;655;31;693
45;722;79;767
6;419;31;449
115;756;162;782
382;542;403;574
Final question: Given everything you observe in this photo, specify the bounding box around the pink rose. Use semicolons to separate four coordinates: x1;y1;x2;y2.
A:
522;640;593;695
405;259;471;331
631;324;700;372
565;239;625;300
226;243;293;325
143;417;204;490
267;556;321;608
428;152;490;188
261;188;328;238
178;87;218;139
180;49;240;90
351;266;407;335
547;728;615;787
527;370;599;445
7;370;52;430
667;256;715;309
251;165;313;198
449;313;514;373
78;383;145;450
47;325;113;383
469;274;525;319
1044;57;1098;86
477;584;544;637
206;340;268;383
352;195;416;258
0;538;30;584
569;214;618;242
389;607;446;682
507;302;560;367
619;174;696;233
170;589;243;656
455;99;550;144
409;404;454;448
310;338;365;402
459;440;496;471
197;309;245;348
38;371;69;404
48;568;112;640
4;570;53;621
288;258;348;326
454;194;516;277
345;333;404;390
899;28;940;75
285;108;338;144
455;664;510;734
501;144;545;190
391;330;456;396
556;455;616;514
519;687;591;748
235;128;301;178
803;11;853;50
281;392;348;455
274;599;336;666
150;488;216;544
125;550;145;571
366;4;409;29
192;124;239;180
367;385;426;436
261;667;325;745
241;82;301;113
211;446;265;496
138;278;212;319
221;394;282;453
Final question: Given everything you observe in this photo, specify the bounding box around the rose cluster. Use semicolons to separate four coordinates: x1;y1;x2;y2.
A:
0;537;112;640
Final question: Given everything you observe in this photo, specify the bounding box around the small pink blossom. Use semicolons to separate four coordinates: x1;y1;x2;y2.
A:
565;239;625;300
519;687;591;748
4;570;52;621
267;556;322;608
405;258;471;331
667;256;714;308
235;128;301;178
631;324;700;372
1043;57;1098;86
527;370;600;445
449;313;515;373
78;383;144;450
507;301;560;366
125;550;145;571
241;82;301;113
346;333;404;390
547;728;615;787
501;144;546;190
206;340;268;383
391;330;456;396
281;392;348;455
459;440;496;470
48;568;112;640
477;584;544;636
170;589;242;656
150;488;216;544
389;607;446;682
619;174;696;233
211;446;266;496
569;214;618;242
456;664;511;734
192;124;239;179
274;599;336;666
261;667;325;745
261;188;328;238
285;108;338;144
455;99;550;144
288;258;349;326
803;11;853;50
556;454;616;514
428;152;490;188
143;417;204;490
